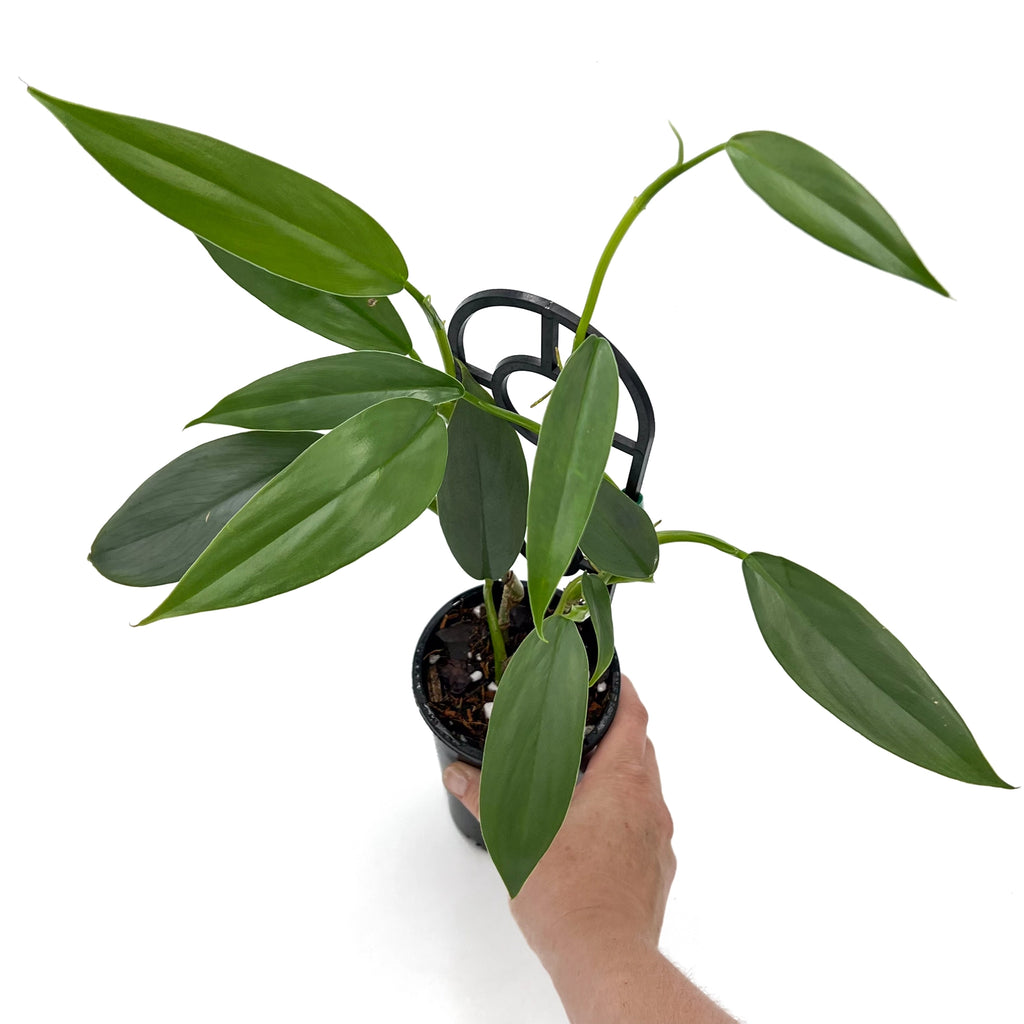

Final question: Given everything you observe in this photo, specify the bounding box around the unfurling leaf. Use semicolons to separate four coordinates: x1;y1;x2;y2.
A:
581;574;614;686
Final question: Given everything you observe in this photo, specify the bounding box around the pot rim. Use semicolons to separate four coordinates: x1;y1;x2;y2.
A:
412;581;621;768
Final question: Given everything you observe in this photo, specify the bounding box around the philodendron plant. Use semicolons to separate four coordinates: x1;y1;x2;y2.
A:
30;86;1010;898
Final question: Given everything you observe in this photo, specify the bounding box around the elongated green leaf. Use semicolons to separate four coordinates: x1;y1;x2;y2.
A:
580;479;659;579
581;574;614;686
437;371;528;579
187;352;463;431
138;399;446;623
90;431;320;587
726;131;947;295
29;86;407;296
743;552;1010;787
527;336;618;637
480;617;589;896
199;239;413;352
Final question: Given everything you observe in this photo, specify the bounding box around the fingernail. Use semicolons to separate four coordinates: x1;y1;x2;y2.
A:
443;763;469;798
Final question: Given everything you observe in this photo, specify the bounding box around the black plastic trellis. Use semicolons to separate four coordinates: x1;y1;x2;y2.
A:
447;288;655;503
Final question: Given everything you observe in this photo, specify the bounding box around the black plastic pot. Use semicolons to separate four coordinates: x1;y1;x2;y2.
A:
412;581;621;846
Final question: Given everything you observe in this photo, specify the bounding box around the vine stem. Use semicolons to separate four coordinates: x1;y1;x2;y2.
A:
572;142;727;352
461;390;541;435
405;281;457;377
482;580;507;682
657;530;748;559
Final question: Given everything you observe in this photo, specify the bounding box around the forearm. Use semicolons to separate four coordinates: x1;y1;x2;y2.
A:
544;937;738;1024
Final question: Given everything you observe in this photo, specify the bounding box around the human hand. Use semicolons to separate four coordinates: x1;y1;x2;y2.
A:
442;674;676;972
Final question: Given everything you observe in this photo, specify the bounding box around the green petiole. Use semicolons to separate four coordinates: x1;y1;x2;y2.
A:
405;281;456;377
482;579;508;682
657;530;748;559
460;390;542;436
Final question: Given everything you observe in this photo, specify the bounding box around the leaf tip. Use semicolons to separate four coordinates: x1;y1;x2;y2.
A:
981;770;1016;790
133;604;167;627
910;262;950;298
26;84;60;112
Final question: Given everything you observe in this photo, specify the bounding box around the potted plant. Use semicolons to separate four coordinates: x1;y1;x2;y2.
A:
28;85;1011;899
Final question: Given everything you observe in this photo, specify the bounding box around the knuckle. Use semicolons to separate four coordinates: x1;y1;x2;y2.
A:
665;845;678;882
659;803;675;840
628;700;649;731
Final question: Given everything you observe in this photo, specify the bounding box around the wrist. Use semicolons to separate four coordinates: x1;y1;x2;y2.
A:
541;930;660;1021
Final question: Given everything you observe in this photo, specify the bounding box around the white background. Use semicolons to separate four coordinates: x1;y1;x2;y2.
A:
4;3;1021;1022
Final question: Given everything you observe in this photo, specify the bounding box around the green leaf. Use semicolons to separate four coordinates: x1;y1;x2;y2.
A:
580;479;660;579
90;431;320;587
187;352;463;431
138;399;446;623
726;131;947;295
29;86;407;296
437;371;528;580
581;574;614;686
743;552;1010;787
527;336;619;637
479;617;590;896
198;239;413;353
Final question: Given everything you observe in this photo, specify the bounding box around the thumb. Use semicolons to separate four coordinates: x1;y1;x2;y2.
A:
442;761;481;820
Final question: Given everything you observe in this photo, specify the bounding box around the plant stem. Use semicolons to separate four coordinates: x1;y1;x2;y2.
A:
482;580;508;682
461;390;542;436
459;394;624;491
572;142;727;352
656;530;748;559
405;281;457;377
